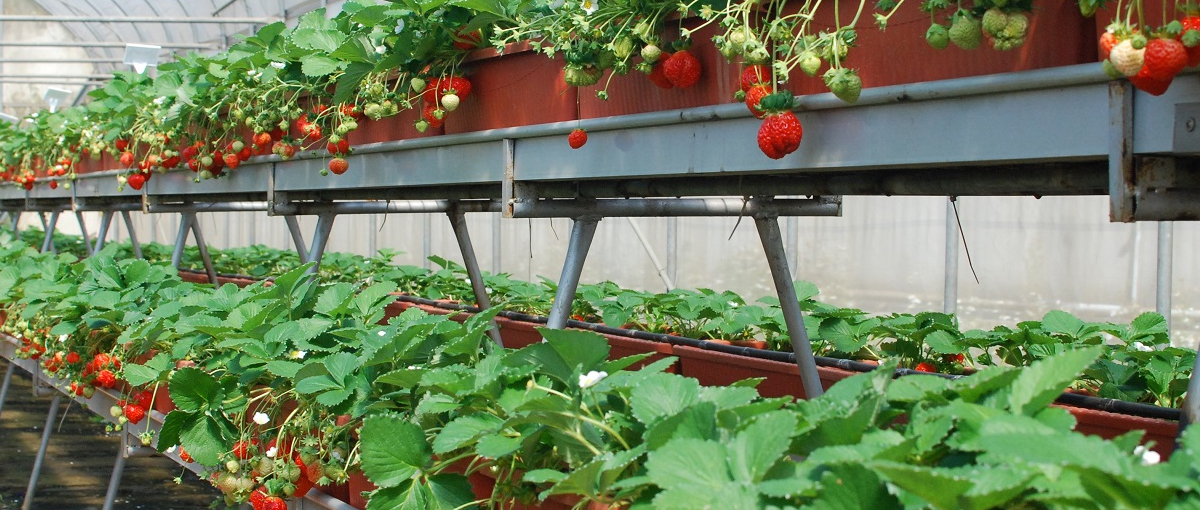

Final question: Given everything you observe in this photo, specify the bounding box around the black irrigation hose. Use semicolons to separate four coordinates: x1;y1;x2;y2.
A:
179;269;1186;423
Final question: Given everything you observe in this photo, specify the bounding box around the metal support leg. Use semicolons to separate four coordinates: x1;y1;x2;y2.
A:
37;212;48;232
121;211;142;259
944;199;960;315
40;211;60;253
755;215;824;399
190;216;219;285
76;211;95;255
447;211;503;347
22;394;62;510
0;362;15;419
9;210;20;232
306;213;335;270
1157;222;1174;332
284;215;309;262
170;212;195;268
94;211;114;252
101;434;132;510
546;218;600;330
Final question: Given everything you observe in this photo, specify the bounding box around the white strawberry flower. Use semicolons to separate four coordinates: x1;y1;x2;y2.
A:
58;334;69;343
1134;445;1161;465
252;412;270;425
265;446;278;458
270;61;286;69
578;370;607;389
375;45;387;54
290;350;307;360
580;0;598;14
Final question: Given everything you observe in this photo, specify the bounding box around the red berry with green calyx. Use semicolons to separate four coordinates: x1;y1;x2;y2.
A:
126;172;147;190
755;91;803;160
662;50;701;88
261;496;288;510
223;153;241;170
123;404;145;425
328;157;349;175
568;129;587;149
739;65;771;92
1142;37;1187;81
119;151;135;168
914;362;936;372
745;84;771;119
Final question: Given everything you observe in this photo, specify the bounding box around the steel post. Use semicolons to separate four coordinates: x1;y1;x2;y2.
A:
754;215;824;399
422;214;432;270
94;211;114;252
626;218;673;291
9;210;19;232
284;215;309;262
190;217;219;285
666;218;678;285
0;362;14;419
101;435;129;510
37;212;47;232
21;394;62;510
75;210;94;255
39;211;59;253
1158;222;1174;332
170;212;195;268
447;211;503;347
120;211;142;259
306;213;336;270
944;199;960;315
785;216;797;280
546;218;600;330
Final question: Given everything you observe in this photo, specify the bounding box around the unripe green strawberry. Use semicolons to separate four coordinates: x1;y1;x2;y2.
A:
414;119;430;133
926;24;950;49
410;77;426;93
823;68;862;103
981;8;1008;37
563;65;601;87
441;93;461;112
949;15;982;50
110;405;123;418
226;459;241;473
1003;13;1029;38
798;51;822;76
641;44;662;63
612;37;634;59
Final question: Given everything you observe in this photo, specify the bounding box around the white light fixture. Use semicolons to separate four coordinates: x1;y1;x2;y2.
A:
123;43;161;74
42;88;70;113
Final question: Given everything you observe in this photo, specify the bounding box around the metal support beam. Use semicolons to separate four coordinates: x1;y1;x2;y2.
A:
284;215;309;262
0;14;275;23
1158;222;1174;332
102;435;129;510
306;213;336;270
1109;81;1135;222
944;199;960;315
0;362;14;419
120;211;142;259
21;394;62;510
755;215;824;399
546;218;600;330
39;211;59;253
447;210;503;347
75;210;94;255
510;198;840;219
170;212;195;268
190;217;219;285
626;218;673;291
95;211;114;252
0;41;213;49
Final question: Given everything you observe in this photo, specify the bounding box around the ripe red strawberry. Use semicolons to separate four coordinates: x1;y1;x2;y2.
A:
127;172;147;190
1143;37;1188;81
123;404;146;425
180;144;199;160
755;91;803;159
339;104;361;119
95;369;117;389
223;153;241;170
187;159;200;172
161;155;181;169
739;64;771;92
238;146;253;161
1099;31;1118;61
134;390;153;410
119;151;135;168
647;59;674;89
568;129;587;149
914;362;936;372
253;132;272;148
454;28;483;51
48;180;57;190
65;352;80;364
249;487;268;510
326;139;349;155
328;157;349;175
114;139;129;152
1129;64;1173;96
745;84;771;119
426;75;472;102
232;440;253;460
422;104;446;129
260;496;288;510
661;50;701;88
179;447;194;463
1180;15;1200;67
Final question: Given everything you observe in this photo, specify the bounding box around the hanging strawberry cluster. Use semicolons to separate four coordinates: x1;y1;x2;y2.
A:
1098;4;1200;96
923;0;1035;51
